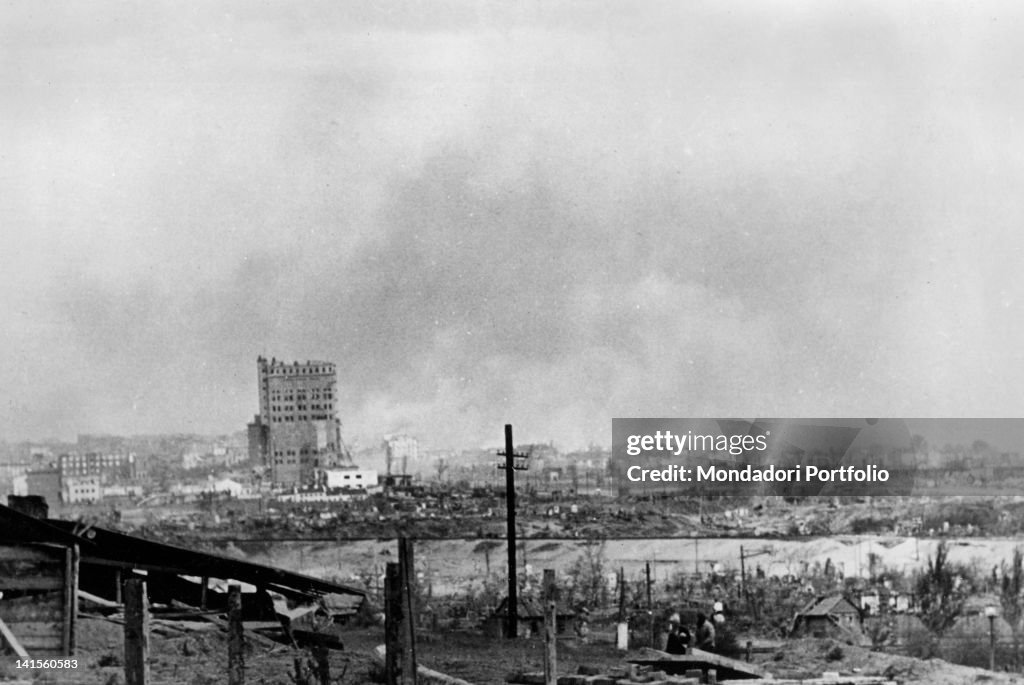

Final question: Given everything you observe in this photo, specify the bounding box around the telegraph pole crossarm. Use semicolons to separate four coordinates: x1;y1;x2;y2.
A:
497;424;530;639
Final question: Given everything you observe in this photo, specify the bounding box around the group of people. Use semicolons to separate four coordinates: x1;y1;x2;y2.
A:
664;610;716;654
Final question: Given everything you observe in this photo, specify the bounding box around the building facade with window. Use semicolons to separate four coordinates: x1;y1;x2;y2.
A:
250;356;348;487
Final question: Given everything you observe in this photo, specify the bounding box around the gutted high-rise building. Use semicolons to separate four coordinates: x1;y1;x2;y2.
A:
248;356;349;487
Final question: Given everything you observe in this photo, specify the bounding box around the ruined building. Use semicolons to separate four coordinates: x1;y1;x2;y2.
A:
247;356;350;487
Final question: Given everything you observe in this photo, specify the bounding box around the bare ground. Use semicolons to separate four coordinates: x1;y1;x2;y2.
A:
8;621;1024;685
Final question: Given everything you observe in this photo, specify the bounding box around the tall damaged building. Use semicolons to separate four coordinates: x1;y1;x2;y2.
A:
247;356;351;487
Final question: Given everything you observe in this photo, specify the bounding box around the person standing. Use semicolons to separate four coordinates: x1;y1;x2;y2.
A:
695;612;716;651
665;615;691;654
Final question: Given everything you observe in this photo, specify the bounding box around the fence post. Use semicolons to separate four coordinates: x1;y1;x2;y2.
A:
124;578;149;685
228;583;245;685
385;562;406;685
312;643;330;685
543;569;557;685
398;538;418;683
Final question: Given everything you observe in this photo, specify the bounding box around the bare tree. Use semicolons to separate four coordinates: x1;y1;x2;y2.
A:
1001;547;1024;668
916;540;972;638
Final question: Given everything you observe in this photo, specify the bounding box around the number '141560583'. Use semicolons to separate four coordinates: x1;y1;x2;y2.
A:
16;659;78;669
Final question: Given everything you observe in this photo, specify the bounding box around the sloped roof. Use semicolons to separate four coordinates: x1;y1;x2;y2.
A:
492;596;575;618
799;594;860;617
18;513;366;599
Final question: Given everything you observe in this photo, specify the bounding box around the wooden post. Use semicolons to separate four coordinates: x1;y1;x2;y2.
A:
385;562;403;685
200;576;209;610
292;656;311;685
739;545;746;607
124;578;149;685
618;566;626;622
504;424;518;640
543;569;557;685
63;543;79;655
398;538;418;684
228;583;244;685
312;643;330;685
646;562;654;649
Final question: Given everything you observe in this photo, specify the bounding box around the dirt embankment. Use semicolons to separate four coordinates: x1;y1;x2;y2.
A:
763;637;1024;685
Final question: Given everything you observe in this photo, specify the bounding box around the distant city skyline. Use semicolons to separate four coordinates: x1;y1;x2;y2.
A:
5;2;1024;450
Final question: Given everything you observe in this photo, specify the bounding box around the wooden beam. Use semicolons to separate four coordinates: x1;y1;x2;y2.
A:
78;589;121;610
169;600;280;650
629;646;769;679
0;616;30;658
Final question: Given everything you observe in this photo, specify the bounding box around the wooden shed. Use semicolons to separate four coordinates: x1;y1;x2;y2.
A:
0;505;86;657
791;594;863;639
485;596;577;638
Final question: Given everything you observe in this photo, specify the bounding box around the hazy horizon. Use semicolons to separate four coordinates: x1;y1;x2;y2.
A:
5;1;1024;451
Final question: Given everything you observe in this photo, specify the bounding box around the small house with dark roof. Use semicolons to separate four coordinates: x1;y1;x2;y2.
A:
791;594;863;639
485;596;577;638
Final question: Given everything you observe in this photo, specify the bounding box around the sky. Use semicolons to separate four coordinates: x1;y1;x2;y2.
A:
3;1;1024;450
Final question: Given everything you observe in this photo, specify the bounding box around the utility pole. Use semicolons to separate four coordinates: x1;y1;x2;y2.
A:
498;423;529;639
739;546;772;617
646;562;654;648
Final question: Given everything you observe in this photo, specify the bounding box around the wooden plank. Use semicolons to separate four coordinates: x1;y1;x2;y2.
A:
0;545;65;563
0;616;30;658
0;559;64;590
0;606;63;623
16;636;62;651
372;645;474;685
78;589;121;610
169;600;281;650
0;593;63;623
0;621;62;638
629;647;768;679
